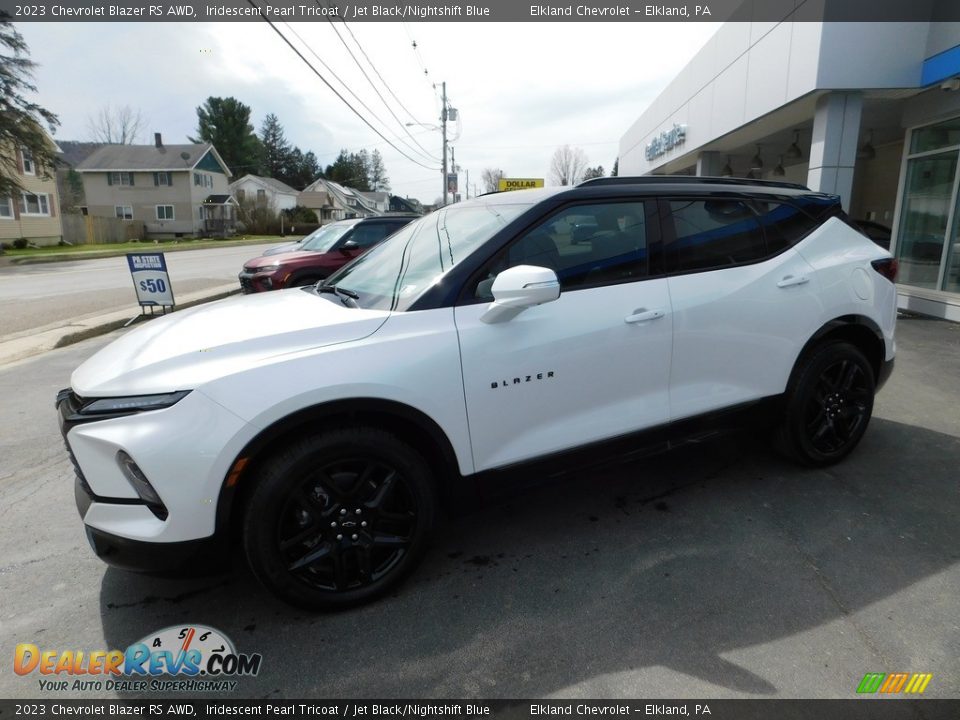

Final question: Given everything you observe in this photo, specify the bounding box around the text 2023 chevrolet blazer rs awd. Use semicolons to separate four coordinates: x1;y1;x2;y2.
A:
58;177;897;609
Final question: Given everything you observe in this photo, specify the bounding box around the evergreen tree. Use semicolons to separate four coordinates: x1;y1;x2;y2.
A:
190;97;261;178
582;165;605;181
324;149;371;191
296;150;321;188
259;113;292;181
0;19;60;197
369;150;390;191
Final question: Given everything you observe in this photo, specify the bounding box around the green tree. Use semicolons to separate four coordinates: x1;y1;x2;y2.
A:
324;149;371;191
369;150;390;192
0;18;60;197
190;97;261;178
582;165;605;181
259;113;292;181
297;150;321;187
611;158;619;177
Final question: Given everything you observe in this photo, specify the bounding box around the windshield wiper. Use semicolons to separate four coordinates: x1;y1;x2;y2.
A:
316;282;359;308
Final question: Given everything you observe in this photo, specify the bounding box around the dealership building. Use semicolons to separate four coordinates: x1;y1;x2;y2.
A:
619;11;960;321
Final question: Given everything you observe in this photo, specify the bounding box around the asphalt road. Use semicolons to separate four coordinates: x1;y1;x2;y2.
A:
0;316;958;700
0;243;279;337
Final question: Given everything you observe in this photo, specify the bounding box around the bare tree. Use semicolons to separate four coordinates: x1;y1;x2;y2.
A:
87;104;146;144
549;145;589;186
481;168;505;194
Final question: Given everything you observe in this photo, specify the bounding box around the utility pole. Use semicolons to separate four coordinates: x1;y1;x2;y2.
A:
465;168;469;199
441;81;448;207
451;146;457;202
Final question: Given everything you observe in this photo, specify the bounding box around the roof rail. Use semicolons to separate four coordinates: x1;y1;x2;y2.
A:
578;175;808;191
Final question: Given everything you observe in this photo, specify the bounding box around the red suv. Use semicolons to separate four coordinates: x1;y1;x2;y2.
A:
239;215;418;293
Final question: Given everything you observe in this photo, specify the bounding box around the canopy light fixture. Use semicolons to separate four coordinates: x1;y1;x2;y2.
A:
721;156;733;177
774;156;786;177
750;146;763;170
858;130;876;160
786;130;803;160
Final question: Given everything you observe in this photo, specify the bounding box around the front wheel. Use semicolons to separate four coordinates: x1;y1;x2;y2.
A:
775;342;876;466
243;427;436;610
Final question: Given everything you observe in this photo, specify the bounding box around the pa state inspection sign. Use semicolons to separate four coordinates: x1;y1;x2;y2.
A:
127;252;175;308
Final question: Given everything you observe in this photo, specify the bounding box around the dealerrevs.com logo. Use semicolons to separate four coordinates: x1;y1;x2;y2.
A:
857;672;933;695
14;625;262;693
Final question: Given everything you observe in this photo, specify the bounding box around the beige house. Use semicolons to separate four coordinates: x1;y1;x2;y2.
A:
76;134;236;238
1;144;64;247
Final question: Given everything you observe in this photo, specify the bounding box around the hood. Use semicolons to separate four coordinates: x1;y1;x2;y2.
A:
245;249;330;268
72;289;389;396
261;240;303;256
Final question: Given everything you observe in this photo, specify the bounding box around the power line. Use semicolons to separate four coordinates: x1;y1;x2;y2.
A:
279;21;440;168
402;22;434;92
246;3;439;173
316;0;441;162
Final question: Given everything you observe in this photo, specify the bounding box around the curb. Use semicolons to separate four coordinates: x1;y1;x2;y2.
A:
0;237;295;267
0;284;240;368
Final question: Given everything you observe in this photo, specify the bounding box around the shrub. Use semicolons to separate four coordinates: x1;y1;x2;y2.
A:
282;205;319;225
13;238;28;250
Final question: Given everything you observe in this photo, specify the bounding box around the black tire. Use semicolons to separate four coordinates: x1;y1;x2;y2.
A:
775;342;876;466
243;427;436;610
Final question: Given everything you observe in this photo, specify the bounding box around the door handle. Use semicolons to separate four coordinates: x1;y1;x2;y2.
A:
625;308;665;324
777;274;810;288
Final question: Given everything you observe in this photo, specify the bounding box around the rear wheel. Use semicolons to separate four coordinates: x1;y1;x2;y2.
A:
243;427;435;610
775;342;875;466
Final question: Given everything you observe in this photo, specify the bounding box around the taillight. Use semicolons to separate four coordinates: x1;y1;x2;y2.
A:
871;258;898;282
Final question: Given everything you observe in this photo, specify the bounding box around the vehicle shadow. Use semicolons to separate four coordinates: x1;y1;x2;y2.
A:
98;417;960;698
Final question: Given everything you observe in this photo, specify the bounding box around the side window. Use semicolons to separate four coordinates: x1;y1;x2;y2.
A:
473;201;650;299
749;200;820;253
665;199;766;272
349;224;389;248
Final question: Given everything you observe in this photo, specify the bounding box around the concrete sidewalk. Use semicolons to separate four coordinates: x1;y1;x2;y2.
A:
0;283;238;367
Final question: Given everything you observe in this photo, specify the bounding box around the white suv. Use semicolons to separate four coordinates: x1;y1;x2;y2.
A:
58;177;897;609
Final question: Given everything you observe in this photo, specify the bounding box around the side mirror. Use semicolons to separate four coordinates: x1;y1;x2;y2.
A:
480;265;560;324
339;239;359;253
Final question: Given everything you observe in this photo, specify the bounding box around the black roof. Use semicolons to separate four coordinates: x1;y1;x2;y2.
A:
579;175;809;191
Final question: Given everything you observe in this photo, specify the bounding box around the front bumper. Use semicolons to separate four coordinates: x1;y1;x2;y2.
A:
74;474;226;573
238;269;279;293
57;387;250;547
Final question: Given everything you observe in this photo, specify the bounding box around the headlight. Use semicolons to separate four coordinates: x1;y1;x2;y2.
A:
252;265;281;274
80;391;191;415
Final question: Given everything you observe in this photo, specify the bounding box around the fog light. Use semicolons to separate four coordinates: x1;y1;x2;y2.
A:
116;450;168;520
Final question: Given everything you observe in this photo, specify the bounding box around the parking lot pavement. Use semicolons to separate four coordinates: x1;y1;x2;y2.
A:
0;316;957;699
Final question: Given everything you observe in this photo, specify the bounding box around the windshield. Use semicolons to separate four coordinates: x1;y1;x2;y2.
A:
300;221;358;252
325;200;533;311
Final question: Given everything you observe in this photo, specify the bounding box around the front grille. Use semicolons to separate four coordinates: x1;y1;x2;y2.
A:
57;389;88;486
239;276;255;293
64;437;92;490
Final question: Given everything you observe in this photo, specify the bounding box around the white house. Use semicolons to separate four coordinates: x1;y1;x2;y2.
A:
229;174;300;212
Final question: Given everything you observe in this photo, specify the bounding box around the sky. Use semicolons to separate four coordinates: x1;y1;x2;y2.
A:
18;20;720;203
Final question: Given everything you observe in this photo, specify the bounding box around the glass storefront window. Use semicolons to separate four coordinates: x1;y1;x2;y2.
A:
896;151;957;289
942;188;960;295
910;117;960;154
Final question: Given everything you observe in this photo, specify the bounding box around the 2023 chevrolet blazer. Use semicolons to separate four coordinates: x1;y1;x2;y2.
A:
58;177;897;609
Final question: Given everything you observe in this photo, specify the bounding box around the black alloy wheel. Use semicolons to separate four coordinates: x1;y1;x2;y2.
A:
803;357;872;455
243;427;435;610
775;342;876;466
